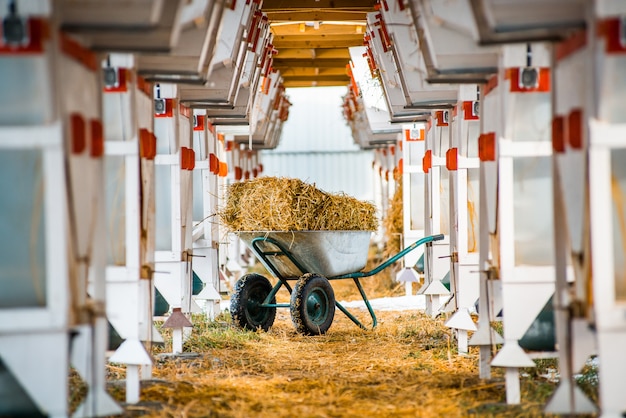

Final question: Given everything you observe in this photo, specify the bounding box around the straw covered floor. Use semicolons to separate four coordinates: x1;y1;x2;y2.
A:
73;305;598;418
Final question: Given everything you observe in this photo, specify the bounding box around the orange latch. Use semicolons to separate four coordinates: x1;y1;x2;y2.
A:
552;116;565;153
139;129;156;160
373;14;392;52
262;75;271;94
218;161;228;177
70;113;86;154
90;119;104;158
209;153;220;174
567;108;583;150
253;15;268;52
422;150;432;173
180;147;195;170
261;45;276;78
259;45;270;77
597;18;626;54
478;132;496;161
249;11;266;52
462;101;479;120
348;66;360;97
188;148;196;170
246;10;261;44
194;115;205;131
435;110;449;126
446;148;458;171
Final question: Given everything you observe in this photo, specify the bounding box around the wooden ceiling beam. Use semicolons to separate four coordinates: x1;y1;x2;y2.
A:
262;0;376;20
272;36;365;49
283;79;350;88
266;11;370;21
270;23;365;36
274;48;352;59
281;74;349;83
262;0;376;9
262;0;376;88
277;66;348;77
272;58;350;68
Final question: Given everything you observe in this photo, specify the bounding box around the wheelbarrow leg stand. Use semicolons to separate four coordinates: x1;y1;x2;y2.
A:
262;277;292;308
334;278;378;330
274;276;292;295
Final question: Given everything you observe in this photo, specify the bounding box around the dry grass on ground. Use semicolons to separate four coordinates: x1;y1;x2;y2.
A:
79;307;597;418
71;249;597;417
383;182;403;259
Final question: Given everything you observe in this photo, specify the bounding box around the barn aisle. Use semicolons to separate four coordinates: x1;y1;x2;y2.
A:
80;309;584;418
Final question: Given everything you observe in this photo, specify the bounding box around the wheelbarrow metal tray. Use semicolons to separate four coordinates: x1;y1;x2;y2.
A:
238;231;372;278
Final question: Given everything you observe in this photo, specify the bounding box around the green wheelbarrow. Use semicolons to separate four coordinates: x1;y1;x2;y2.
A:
229;231;444;335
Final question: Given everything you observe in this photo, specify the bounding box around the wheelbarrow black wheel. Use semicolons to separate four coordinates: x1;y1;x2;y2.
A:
290;273;335;335
230;273;276;331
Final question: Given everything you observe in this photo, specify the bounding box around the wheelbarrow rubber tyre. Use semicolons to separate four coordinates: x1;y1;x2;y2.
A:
230;273;276;332
290;273;335;335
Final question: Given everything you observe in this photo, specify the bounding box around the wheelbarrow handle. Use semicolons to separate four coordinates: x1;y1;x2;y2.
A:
333;234;445;279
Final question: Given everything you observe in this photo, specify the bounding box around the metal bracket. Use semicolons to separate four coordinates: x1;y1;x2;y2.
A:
519;67;539;89
2;3;28;46
439;252;458;263
154;98;166;115
103;67;118;89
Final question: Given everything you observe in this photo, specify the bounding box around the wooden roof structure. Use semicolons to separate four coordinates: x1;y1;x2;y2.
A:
262;0;377;88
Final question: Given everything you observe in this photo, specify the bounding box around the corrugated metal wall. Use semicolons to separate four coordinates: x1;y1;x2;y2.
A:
261;87;375;202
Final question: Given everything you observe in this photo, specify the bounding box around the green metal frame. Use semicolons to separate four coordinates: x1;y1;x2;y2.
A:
249;233;445;330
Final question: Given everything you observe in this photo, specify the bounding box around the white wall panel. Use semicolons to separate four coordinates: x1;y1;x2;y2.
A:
272;86;362;152
260;86;375;202
261;150;374;202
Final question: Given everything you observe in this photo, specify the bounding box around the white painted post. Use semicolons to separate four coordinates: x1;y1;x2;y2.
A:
126;365;140;404
109;339;152;405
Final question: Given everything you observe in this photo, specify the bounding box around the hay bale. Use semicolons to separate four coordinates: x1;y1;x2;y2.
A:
220;177;378;232
383;183;403;258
